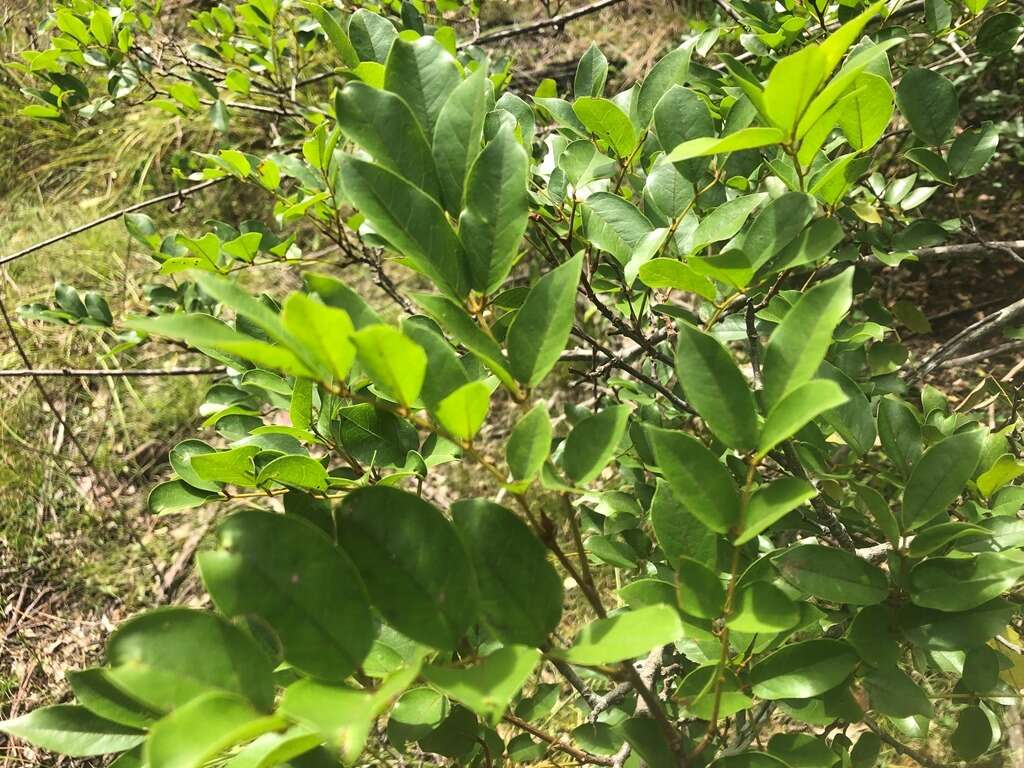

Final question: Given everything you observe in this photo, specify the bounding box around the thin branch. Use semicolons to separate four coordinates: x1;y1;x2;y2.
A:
463;0;626;47
912;296;1024;382
915;240;1024;262
0;178;226;268
502;713;615;766
863;715;953;768
0;366;226;378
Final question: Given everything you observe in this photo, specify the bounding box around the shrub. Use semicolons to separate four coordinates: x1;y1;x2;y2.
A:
2;0;1022;766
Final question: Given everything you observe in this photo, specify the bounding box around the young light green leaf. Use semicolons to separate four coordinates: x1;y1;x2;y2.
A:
734;477;817;546
307;4;359;66
727;582;801;633
506;254;583;387
665;127;784;162
560;605;686;665
674;321;758;451
647;427;740;534
573;97;638;158
758;379;849;457
351;325;427;407
434;380;491;441
764;44;828;136
422;646;540;725
761;268;854;408
281;293;355;382
0;706;144;758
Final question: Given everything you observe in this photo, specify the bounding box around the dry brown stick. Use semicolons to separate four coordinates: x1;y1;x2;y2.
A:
0;366;226;378
0;178;226;268
913;296;1024;382
463;0;626;47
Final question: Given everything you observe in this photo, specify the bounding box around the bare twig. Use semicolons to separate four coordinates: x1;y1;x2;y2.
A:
0;178;226;268
502;713;616;766
864;715;954;768
0;366;226;378
913;297;1024;382
463;0;626;46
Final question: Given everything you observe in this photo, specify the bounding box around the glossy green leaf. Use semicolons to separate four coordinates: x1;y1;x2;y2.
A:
776;544;889;605
647;427;740;534
573;97;638;158
198;511;374;681
750;639;858;699
877;397;922;477
908;552;1024;611
727;581;801;633
433;65;488;214
947;121;999;178
675;556;725;618
452;499;562;646
281;293;355;382
764;44;827;135
562;404;631;485
900;429;985;530
895;68;958;146
837;73;894;151
665;127;784;162
384;36;460;134
337;487;476;650
434;381;490;441
674;321;758;451
677;666;753;719
761;268;854;408
506;254;583;386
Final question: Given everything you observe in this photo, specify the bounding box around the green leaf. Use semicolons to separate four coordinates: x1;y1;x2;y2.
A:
412;293;518;392
67;669;157;729
749;639;858;699
900;429;985;530
776;544;889;605
460;125;529;292
335;82;441;200
340;157;467;298
692;194;768;250
223;727;322;768
818;0;887;75
191;445;260;486
862;666;933;718
977;453;1024;499
198;511;373;682
305;273;382;329
675;556;725;618
895;68;958;146
148;480;219;514
653;85;715;181
909;552;1024;611
977;12;1022;55
352;324;427;407
105;608;275;712
877;397;922;477
952;705;1000;760
384;36;460;134
402;318;471;410
337;487;476;650
562;404;632;485
908;521;990;558
761;268;854;409
281;293;355;382
506;255;583;386
758;379;848;457
348;9;397;63
388;687;449;746
433;65;488;215
280;665;421;764
145;692;283;768
638;258;716;299
767;734;836;768
678;666;753;719
422;646;540;725
851;733;881;768
837;73;894;151
816;361;876;456
647;427;741;534
560;605;686;665
573;97;638;158
638;46;693;127
735;477;817;546
727;581;801;633
664;127;784;162
452;499;563;646
583;192;655;264
674;321;758;451
947;121;999;178
0;706;144;757
307;4;359;66
650;479;717;568
741;192;818;272
764;44;828;136
575;42;608;98
434;381;491;441
506;403;552;481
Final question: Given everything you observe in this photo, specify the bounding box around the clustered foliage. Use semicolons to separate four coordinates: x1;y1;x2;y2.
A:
3;0;1024;767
